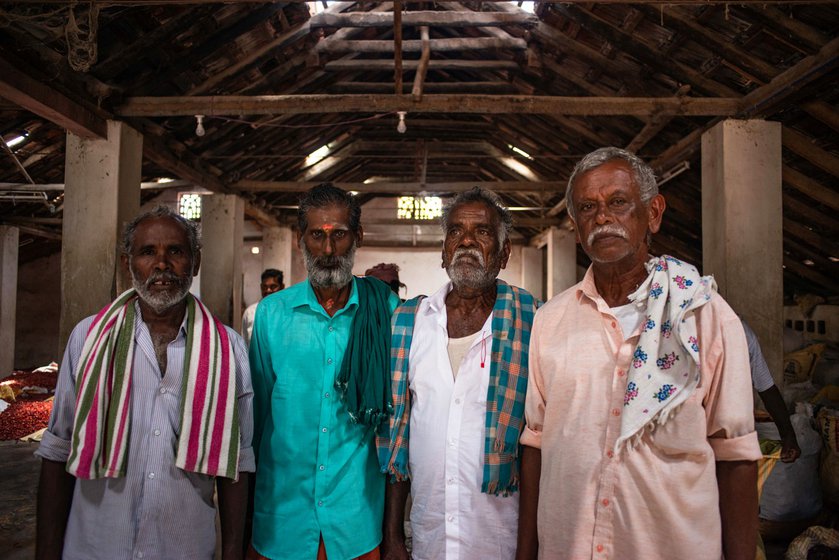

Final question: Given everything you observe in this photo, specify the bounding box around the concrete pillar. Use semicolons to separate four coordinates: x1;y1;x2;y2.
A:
201;194;244;329
702;119;783;383
262;225;293;285
546;226;577;299
60;120;142;351
0;226;19;374
520;246;545;302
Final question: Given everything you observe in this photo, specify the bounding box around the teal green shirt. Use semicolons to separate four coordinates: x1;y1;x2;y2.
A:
250;278;399;560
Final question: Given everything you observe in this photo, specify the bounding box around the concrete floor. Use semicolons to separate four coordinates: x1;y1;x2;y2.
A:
0;439;820;560
0;441;39;560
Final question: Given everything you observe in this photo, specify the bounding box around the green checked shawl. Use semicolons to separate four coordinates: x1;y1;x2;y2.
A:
377;280;538;495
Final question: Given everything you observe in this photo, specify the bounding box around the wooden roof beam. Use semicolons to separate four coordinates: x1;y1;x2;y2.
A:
801;100;839;134
315;36;527;54
0;55;107;139
311;11;539;29
324;59;519;72
116;94;741;117
412;27;431;101
234;180;566;194
783;127;839;178
783;166;839;211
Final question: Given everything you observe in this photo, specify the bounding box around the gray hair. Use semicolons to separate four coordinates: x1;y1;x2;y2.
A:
440;187;513;246
566;147;658;220
122;205;202;262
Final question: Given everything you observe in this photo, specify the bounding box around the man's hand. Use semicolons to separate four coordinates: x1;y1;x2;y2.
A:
36;459;75;560
780;436;802;463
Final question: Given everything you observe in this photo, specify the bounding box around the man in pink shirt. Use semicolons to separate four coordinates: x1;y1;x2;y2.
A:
518;147;761;560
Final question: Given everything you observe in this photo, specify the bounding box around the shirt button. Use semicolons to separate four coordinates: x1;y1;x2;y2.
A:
318;500;323;507
612;408;621;417
454;398;461;404
148;472;155;479
324;392;330;398
447;515;454;522
617;369;625;377
322;427;327;433
319;465;325;471
327;358;333;364
611;321;617;329
606;450;614;458
329;326;334;332
159;387;166;394
153;429;161;437
596;544;604;553
137;553;144;559
601;498;610;507
447;478;454;485
449;439;456;447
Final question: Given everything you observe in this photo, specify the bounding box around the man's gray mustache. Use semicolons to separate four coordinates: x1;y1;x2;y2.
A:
587;225;628;246
452;248;485;266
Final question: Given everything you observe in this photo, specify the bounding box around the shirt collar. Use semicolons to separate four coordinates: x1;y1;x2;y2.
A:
294;276;359;317
425;280;493;339
132;298;190;338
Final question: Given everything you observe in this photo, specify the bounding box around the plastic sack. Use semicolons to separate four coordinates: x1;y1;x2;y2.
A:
757;412;823;521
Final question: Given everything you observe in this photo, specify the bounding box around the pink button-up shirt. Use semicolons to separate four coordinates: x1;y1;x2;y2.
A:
521;266;761;560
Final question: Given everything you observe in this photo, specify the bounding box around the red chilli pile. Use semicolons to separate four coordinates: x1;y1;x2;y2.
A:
0;369;58;441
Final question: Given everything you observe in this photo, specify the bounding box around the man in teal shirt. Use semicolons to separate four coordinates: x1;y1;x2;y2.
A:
249;183;399;560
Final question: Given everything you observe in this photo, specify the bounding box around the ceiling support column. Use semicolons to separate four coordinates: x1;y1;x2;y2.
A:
262;226;293;287
1;226;19;374
520;246;545;302
60;120;142;352
702;119;783;383
201;194;244;329
547;226;576;300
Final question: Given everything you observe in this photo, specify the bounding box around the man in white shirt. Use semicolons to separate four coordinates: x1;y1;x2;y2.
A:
240;268;283;346
378;188;539;559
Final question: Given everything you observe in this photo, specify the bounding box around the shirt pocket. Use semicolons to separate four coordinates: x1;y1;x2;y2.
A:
648;395;710;457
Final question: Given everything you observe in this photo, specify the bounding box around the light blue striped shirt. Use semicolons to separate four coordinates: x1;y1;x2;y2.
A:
36;301;255;560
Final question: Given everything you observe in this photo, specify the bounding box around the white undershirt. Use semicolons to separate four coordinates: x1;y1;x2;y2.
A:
447;332;480;380
407;282;519;560
611;301;644;341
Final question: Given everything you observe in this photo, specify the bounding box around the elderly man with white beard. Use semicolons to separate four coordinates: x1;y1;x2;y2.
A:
248;183;400;560
36;206;254;560
379;187;539;560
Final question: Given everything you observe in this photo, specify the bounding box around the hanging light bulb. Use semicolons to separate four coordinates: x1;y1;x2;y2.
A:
397;111;407;134
195;114;206;137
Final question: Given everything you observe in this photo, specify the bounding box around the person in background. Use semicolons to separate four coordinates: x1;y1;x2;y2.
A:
379;188;539;559
742;319;801;462
518;147;761;560
36;206;253;560
248;183;400;560
241;269;284;347
365;263;405;297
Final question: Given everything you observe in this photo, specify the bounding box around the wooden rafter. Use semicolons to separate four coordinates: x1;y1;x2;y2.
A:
315;36;528;54
234;180;566;193
116;94;740;117
311;11;539;29
783;127;839;178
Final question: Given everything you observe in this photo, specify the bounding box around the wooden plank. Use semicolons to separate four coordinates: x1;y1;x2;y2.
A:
739;37;839;117
316;36;528;54
394;0;403;95
310;11;539;29
324;59;519;72
783;127;839;178
784;218;839;257
234;180;566;193
330;81;518;94
116;94;741;117
412;26;431;101
801;100;839;134
185;2;355;95
0;56;107;139
783;166;839;210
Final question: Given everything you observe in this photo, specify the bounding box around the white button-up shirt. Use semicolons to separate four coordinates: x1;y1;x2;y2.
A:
408;282;519;560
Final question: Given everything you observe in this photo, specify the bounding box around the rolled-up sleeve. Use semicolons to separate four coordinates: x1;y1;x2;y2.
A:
521;310;546;449
701;296;762;462
228;327;256;473
35;317;93;463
